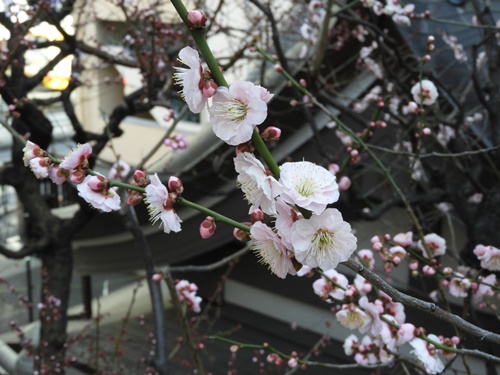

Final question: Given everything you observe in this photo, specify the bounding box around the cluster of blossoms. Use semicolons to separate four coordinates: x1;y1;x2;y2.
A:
368;233;499;308
306;248;459;373
175;279;202;313
362;0;415;26
298;0;327;57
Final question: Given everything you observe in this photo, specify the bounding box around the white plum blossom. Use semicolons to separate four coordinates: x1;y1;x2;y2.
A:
23;141;46;166
411;79;439;106
312;269;348;301
279;161;339;215
234;152;283;215
473;244;500;271
29;157;52;179
77;175;121;212
417;233;446;259
393;231;413;247
343;334;359;356
173;46;206;113
59;143;92;171
358;296;383;336
250;222;296;279
275;198;302;250
209;81;272;145
290;208;357;271
336;304;370;330
409;335;445;374
144;173;182;233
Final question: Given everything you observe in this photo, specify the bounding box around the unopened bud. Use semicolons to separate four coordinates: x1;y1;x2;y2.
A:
133;170;148;186
233;224;251;242
299;78;307;87
261;126;281;142
127;191;144;206
338;176;351;191
235;142;255;155
422;127;431;136
71;170;86;184
168;176;184;195
87;175;108;191
274;64;283;72
152;273;163;281
200;216;216;239
202;79;217;98
250;208;264;223
187;10;207;29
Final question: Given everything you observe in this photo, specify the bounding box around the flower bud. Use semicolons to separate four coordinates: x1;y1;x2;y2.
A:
250;208;264;223
168;176;184;196
187;10;207;29
233;225;251;242
338;176;351;191
152;273;163;281
235;142;255;155
71;170;86;184
88;175;108;191
200;216;216;239
202;79;217;98
261;126;281;142
127;191;144;206
133;170;148;186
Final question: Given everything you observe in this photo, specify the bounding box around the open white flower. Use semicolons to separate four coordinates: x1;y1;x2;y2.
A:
290;208;357;270
208;81;272;145
409;335;445;374
144;173;182;233
250;222;296;279
234;152;283;215
279;161;339;215
173;46;206;113
411;79;439;106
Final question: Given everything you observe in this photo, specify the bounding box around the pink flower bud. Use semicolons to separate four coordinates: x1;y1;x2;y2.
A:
422;127;431;136
202;79;217;98
187;10;207;29
168;176;184;195
409;259;419;270
133;170;148;186
328;163;340;174
70;170;86;184
274;64;283;72
87;175;108;191
152;273;163;281
200;216;216;239
261;126;281;142
288;358;298;368
423;265;436;275
127;191;144;206
338;176;351;191
299;79;307;87
235;142;255;155
250;208;264;223
233;225;251;242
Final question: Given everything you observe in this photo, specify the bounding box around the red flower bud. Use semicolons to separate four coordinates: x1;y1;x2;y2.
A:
168;176;184;196
233;224;251;242
261;126;281;142
250;209;264;223
199;216;216;239
133;170;148;186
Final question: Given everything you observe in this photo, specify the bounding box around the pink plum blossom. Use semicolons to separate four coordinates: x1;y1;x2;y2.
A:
175;280;202;313
357;249;375;270
290;208;357;271
343;334;359;356
48;164;69;185
208;81;272;145
409;335;444;374
448;274;471;298
358;296;383;336
393;231;413;247
250;222;296;279
29;157;52;179
234;152;284;215
312;269;348;301
279;161;339;215
173;46;206;114
354;274;372;295
411;79;439;106
417;233;446;259
77;175;121;212
59;143;92;184
144;173;182;233
23;141;46;166
473;244;500;271
164;134;188;151
108;159;131;180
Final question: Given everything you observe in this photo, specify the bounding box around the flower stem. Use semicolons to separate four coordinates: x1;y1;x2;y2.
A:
178;197;250;232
